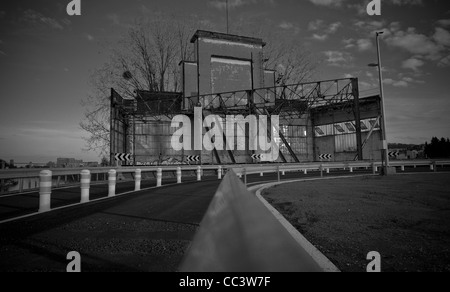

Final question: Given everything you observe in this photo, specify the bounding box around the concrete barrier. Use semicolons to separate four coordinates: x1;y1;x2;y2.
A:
80;170;90;203
108;170;116;197
38;170;52;213
157;168;162;187
180;171;324;272
177;167;182;184
135;169;142;191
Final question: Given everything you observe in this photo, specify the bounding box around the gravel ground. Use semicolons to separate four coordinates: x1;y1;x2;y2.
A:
263;173;450;272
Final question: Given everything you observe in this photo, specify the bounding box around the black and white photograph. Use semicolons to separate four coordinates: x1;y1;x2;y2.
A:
0;0;449;277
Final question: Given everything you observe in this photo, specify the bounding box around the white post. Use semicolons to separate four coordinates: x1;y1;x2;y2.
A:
80;170;90;203
218;166;222;180
260;165;263;177
350;167;353;173
430;163;434;171
326;168;330;174
157;168;162;187
135;169;142;191
303;169;308;175
197;166;202;181
177;167;182;184
39;170;52;212
108;170;116;197
401;165;405;172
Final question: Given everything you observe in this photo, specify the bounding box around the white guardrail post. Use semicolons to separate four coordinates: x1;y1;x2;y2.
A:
197;166;202;181
108;169;116;197
38;170;52;213
260;165;263;177
177;167;182;184
135;169;142;191
218;166;222;180
157;168;162;187
80;170;90;203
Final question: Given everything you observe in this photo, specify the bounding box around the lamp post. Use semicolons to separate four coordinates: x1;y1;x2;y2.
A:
369;31;389;176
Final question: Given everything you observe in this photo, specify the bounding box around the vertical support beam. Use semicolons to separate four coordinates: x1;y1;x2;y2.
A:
81;170;90;203
177;167;182;183
39;170;52;213
352;78;363;161
135;169;142;191
197;166;202;181
108;170;116;197
157;168;163;187
110;88;115;167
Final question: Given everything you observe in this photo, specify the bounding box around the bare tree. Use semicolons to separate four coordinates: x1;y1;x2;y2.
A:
80;15;200;155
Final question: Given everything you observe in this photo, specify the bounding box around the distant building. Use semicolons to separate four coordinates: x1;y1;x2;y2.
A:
56;158;83;168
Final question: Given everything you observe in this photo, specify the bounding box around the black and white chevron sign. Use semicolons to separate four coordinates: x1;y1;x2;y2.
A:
186;155;200;162
388;151;400;158
251;154;262;160
114;153;132;161
319;154;332;160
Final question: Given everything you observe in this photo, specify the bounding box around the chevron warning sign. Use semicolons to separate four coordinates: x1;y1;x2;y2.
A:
388;151;400;158
114;153;132;161
251;154;262;160
319;154;332;160
186;155;200;163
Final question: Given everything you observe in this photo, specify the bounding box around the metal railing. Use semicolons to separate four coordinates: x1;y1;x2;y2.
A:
1;160;449;214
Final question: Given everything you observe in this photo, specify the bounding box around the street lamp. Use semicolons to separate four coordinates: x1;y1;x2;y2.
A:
368;31;390;176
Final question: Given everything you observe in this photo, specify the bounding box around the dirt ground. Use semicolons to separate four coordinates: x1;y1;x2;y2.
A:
263;173;450;272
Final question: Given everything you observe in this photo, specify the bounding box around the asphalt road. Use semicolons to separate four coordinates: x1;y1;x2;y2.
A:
0;179;221;272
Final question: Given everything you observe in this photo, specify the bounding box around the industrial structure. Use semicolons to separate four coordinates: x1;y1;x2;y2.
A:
110;30;383;165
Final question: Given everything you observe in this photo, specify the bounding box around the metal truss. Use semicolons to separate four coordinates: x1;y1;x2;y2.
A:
111;78;361;164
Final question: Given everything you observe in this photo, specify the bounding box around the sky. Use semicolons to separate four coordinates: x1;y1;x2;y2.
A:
0;0;450;163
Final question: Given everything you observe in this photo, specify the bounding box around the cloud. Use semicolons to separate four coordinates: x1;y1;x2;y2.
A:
279;21;301;34
323;50;353;66
385;26;446;61
402;58;425;72
106;13;120;25
85;34;95;41
209;0;275;10
437;19;450;27
383;78;408;87
308;0;345;7
308;20;341;41
342;38;373;51
433;27;450;47
438;55;450;67
312;34;328;41
387;0;423;5
20;9;66;30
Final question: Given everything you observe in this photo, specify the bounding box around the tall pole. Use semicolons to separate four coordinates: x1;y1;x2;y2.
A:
376;31;390;175
226;0;229;34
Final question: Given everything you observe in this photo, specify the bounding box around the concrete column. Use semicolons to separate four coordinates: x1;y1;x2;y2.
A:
177;167;182;184
135;169;142;191
39;170;52;212
157;168;162;187
108;170;116;197
80;170;90;203
197;166;202;181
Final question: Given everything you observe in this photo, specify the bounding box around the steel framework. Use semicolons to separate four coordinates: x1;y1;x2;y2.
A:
110;78;362;165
